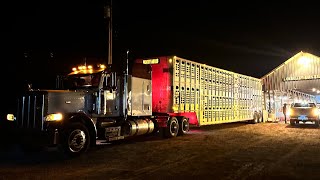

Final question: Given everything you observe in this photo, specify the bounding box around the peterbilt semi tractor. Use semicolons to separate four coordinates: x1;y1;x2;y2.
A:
6;56;263;156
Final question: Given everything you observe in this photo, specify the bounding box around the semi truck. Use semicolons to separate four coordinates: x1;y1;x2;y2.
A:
6;55;263;156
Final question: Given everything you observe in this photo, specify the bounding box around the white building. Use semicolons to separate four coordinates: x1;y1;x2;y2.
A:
261;51;320;120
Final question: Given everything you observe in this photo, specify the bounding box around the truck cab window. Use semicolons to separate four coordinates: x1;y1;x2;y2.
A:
65;73;101;89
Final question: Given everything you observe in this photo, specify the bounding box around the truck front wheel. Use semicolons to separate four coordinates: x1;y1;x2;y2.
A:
61;122;90;156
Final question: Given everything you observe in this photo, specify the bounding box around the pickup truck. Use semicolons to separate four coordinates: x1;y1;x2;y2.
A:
289;102;320;126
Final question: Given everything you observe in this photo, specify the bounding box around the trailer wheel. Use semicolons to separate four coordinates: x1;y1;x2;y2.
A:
61;122;90;157
315;120;319;127
258;111;263;123
251;111;259;124
165;117;179;138
178;117;189;136
290;119;295;126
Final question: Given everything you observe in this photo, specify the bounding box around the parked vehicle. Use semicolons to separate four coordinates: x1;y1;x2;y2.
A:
5;55;263;156
4;2;263;156
289;102;320;126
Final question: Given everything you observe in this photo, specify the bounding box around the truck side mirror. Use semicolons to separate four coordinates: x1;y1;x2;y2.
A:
111;72;117;91
103;72;117;91
103;74;112;91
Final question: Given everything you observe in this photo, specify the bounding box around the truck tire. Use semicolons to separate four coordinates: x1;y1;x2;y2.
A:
251;111;259;124
315;120;319;127
61;122;90;157
258;111;263;123
290;119;295;126
178;117;189;136
164;117;179;138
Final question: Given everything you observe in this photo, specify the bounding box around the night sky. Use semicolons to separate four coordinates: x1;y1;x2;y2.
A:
2;1;320;82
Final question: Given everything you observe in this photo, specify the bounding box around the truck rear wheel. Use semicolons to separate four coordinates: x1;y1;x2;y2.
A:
178;117;189;136
290;119;295;126
164;117;179;138
61;122;90;156
315;120;319;127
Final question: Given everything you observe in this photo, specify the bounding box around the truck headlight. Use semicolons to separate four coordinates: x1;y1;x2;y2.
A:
313;109;320;116
6;114;16;121
45;113;63;121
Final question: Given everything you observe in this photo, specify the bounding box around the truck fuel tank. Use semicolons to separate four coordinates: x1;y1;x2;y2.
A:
123;119;154;136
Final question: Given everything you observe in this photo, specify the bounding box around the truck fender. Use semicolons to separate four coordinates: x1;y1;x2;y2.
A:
61;112;97;146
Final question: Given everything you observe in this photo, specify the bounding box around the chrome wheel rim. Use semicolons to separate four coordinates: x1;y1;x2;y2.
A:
170;121;179;135
182;120;189;133
68;129;86;153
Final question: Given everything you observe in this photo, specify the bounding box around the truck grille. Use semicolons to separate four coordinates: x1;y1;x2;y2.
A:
16;92;47;130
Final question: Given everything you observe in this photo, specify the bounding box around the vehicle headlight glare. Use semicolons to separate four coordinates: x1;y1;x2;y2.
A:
45;113;63;121
6;114;15;121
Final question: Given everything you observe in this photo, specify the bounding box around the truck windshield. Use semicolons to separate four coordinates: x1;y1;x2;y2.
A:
64;73;100;89
292;103;316;107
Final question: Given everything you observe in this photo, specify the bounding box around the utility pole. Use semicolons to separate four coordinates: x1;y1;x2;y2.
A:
104;0;112;66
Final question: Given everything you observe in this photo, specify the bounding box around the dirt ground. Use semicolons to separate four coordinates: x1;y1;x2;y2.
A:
1;121;320;180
